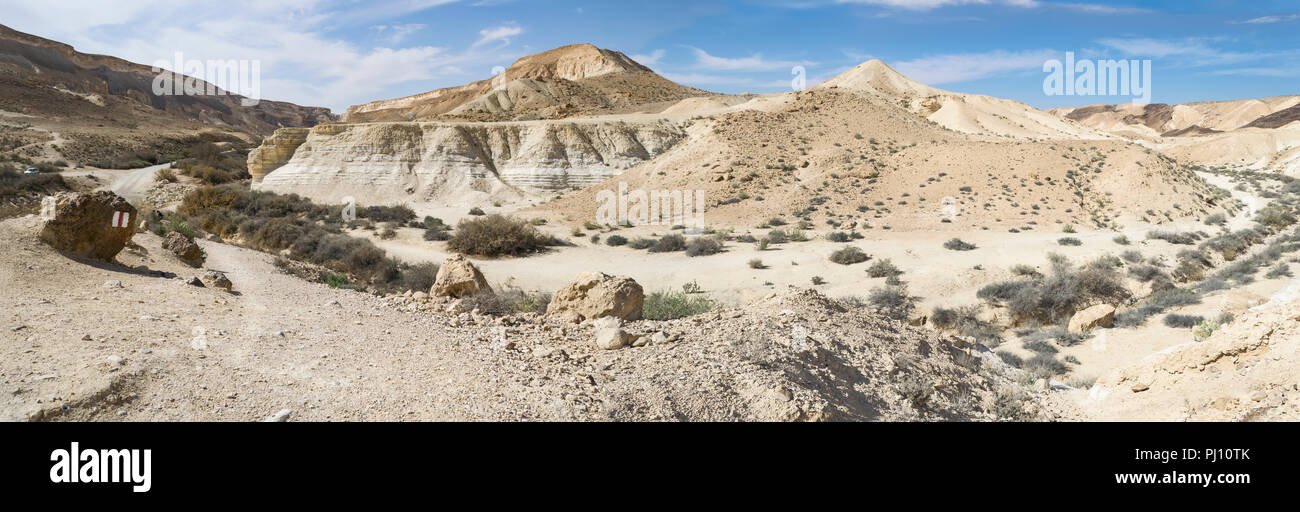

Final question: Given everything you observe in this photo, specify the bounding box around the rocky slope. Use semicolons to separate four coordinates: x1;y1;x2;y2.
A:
1081;278;1300;421
0;24;336;136
251;119;689;206
0;214;1048;422
345;44;711;123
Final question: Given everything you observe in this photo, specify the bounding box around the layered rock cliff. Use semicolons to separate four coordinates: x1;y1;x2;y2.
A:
250;120;688;206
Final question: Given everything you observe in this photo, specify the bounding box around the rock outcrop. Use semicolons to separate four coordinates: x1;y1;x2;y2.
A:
162;231;204;267
38;191;136;261
431;255;492;298
1068;304;1116;333
547;272;644;323
248;128;311;182
250;120;686;205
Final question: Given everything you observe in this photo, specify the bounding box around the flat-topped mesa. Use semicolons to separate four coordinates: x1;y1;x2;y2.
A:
249;120;687;206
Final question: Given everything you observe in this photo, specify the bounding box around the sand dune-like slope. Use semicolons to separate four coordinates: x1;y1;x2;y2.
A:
534;87;1221;231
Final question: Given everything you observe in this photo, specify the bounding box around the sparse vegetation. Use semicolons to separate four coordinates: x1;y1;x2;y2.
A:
448;214;564;257
829;246;869;265
944;238;977;251
643;290;716;320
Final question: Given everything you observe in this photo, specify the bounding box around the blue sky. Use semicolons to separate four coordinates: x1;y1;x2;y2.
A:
3;0;1298;112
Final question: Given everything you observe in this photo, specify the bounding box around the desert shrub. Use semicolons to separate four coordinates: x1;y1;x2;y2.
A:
1128;264;1167;283
1010;264;1041;278
1204;213;1227;226
1147;230;1198;245
179;164;236;185
155;168;178;182
829;246;870;265
894;377;933;412
767;217;787;226
1163;314;1204;329
394;262;439;292
866;258;902;278
152;213;198;240
648;233;687;253
423;227;451;241
827;231;851;243
463;288;552;315
788;229;809;242
1057;237;1082;246
748;259;765;269
1266;263;1293;279
1120;250;1144;264
757;238;771;251
944;238;977;251
1021;327;1090;348
811;276;826;285
643;290;716;320
468;207;486;216
326;273;359;290
605;234;628;247
627;238;656;250
0;166;68;199
766;229;789;244
361;204;416;224
1024;354;1068;378
685;237;722;257
447;214;561;257
1113;235;1130;245
999;256;1129;324
377;227;397;240
868;284;918;321
977;280;1034;305
996;351;1024;368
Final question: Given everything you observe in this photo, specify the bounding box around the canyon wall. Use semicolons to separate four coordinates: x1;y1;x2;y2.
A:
250;120;688;206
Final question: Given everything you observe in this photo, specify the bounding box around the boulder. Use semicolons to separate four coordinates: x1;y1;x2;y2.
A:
546;272;644;323
430;254;492;298
162;231;205;267
1069;304;1116;333
203;270;233;292
592;317;631;350
38;191;137;261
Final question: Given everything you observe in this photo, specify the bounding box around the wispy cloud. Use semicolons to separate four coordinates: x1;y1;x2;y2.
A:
892;48;1058;84
687;46;815;71
1237;13;1300;24
630;49;666;69
473;23;524;48
371;23;426;44
828;0;1147;12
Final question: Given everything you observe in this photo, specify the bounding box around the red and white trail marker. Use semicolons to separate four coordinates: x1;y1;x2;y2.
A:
111;211;131;228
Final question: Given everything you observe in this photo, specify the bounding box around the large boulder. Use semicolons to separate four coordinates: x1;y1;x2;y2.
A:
162;231;205;267
1069;304;1116;333
431;254;492;298
38;191;137;261
546;272;644;323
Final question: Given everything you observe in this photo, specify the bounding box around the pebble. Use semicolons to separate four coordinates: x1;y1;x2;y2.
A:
265;409;293;422
107;355;125;366
104;280;122;289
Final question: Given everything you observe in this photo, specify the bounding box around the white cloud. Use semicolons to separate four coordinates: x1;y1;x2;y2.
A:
893;49;1059;84
687;46;815;71
0;0;519;113
830;0;1148;13
473;23;524;48
1238;13;1300;24
372;24;427;44
630;49;666;68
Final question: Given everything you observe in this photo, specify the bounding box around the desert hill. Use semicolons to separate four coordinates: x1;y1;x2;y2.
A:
0;24;335;135
534;82;1223;231
345;44;713;123
1050;96;1300;176
819;60;1115;141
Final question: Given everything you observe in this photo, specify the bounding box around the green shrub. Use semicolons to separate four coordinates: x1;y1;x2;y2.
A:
605;234;628;247
866;258;902;278
643;290;716;320
1163;314;1204;329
